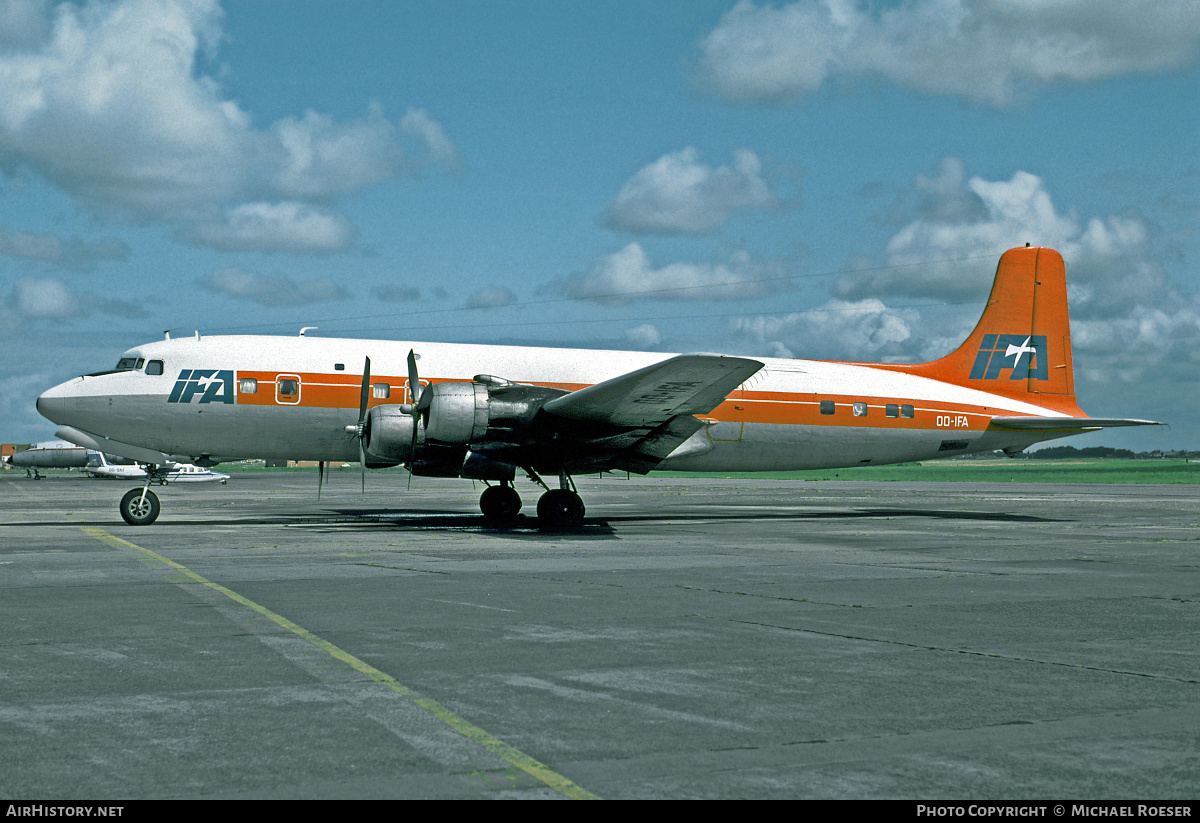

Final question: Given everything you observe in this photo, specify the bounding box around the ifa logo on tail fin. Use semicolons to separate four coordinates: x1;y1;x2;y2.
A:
969;334;1048;381
168;369;234;404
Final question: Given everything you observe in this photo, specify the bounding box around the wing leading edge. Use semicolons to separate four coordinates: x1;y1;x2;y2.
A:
543;354;763;426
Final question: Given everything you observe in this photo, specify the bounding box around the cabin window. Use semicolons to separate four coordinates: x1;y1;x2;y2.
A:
852;402;867;417
820;400;835;415
146;360;163;375
373;383;390;399
239;378;258;395
335;363;345;371
901;404;914;419
885;403;899;418
277;376;301;404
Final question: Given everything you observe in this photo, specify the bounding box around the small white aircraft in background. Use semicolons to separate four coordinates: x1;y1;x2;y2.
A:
4;439;89;478
84;452;229;485
35;246;1161;528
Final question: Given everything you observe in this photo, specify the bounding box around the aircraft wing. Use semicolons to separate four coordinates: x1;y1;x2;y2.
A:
989;416;1166;431
543;354;763;427
540;354;763;474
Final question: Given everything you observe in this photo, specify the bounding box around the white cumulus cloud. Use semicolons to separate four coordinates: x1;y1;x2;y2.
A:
696;0;1200;106
734;158;1200;391
184;202;357;254
0;226;129;266
554;242;786;305
11;277;81;318
604;148;778;234
732;299;917;361
623;323;662;348
465;285;516;309
199;267;349;306
0;0;457;251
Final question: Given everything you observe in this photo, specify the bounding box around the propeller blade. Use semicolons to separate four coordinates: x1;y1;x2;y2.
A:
406;349;420;408
406;349;421;491
317;460;324;500
358;356;371;495
407;426;417;491
358;356;372;427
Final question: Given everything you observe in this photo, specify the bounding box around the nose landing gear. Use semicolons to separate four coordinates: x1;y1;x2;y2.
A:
120;486;160;526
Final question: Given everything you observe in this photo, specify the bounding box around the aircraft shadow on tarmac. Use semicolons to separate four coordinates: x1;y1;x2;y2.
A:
4;506;1065;535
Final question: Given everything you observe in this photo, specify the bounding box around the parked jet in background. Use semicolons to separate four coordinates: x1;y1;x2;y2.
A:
35;246;1161;527
4;440;89;478
84;452;229;485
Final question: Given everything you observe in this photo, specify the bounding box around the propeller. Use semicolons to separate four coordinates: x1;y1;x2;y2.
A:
317;460;325;500
343;356;372;494
403;349;427;490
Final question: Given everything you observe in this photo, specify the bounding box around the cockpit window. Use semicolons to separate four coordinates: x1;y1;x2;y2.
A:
146;360;164;375
87;356;147;377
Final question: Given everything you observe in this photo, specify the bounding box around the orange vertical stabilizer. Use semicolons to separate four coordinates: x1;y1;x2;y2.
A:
875;246;1084;415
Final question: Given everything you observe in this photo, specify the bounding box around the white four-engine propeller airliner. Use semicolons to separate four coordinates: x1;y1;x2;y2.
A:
36;246;1160;528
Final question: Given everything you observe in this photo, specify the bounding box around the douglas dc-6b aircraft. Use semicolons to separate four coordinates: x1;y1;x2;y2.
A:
36;246;1160;528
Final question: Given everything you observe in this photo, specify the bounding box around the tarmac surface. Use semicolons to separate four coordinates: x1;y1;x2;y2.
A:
2;470;1198;799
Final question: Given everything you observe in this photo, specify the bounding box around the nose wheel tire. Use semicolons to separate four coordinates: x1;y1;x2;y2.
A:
536;489;585;530
120;488;161;526
480;485;522;526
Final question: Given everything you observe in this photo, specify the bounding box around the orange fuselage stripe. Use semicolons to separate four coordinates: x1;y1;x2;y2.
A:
233;371;1001;432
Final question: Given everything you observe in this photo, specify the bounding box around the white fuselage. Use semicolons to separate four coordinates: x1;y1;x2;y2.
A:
37;334;1070;472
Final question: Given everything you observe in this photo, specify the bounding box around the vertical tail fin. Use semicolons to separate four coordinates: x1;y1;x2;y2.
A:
892;246;1083;414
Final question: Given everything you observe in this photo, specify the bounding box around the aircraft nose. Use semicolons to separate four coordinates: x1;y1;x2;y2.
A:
36;379;78;423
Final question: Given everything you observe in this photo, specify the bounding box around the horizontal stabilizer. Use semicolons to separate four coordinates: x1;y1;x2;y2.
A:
988;417;1165;431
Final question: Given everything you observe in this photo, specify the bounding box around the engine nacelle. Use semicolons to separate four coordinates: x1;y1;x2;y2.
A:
363;405;415;465
362;379;570;478
424;382;489;444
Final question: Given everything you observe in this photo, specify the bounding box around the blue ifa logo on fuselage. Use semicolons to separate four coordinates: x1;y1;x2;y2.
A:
969;334;1048;381
167;369;235;404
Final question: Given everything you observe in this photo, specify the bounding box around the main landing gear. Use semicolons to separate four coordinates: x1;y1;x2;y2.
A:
478;471;586;530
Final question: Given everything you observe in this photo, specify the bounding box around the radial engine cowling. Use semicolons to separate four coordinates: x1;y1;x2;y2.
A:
363;379;568;478
423;382;490;444
362;405;414;465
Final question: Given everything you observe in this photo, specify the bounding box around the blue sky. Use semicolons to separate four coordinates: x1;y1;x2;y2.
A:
2;0;1198;450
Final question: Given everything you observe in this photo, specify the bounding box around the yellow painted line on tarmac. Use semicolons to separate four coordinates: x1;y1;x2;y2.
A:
80;525;600;800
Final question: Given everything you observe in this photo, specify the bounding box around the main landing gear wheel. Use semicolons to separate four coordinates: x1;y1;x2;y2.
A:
120;488;160;526
480;484;522;527
536;489;585;530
